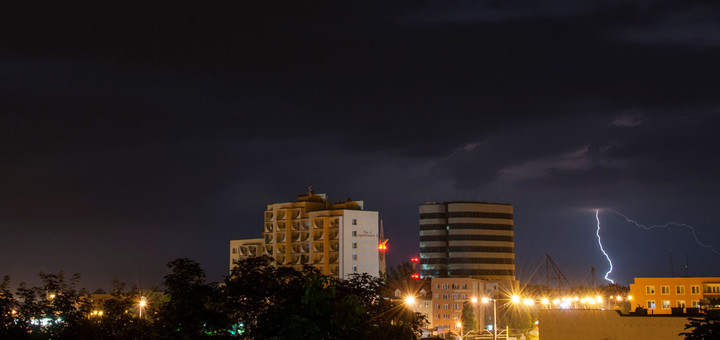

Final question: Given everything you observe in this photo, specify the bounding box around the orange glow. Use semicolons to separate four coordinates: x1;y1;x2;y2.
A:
378;239;388;251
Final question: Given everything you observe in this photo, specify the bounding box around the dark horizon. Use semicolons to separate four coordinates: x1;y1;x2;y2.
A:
2;1;720;291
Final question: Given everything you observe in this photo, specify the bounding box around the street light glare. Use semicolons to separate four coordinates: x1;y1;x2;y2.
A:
511;295;521;304
523;298;534;306
541;298;550;305
471;297;478;303
481;297;490;304
404;296;416;305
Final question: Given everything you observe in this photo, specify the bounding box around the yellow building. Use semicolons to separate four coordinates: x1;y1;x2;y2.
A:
629;277;720;314
230;189;380;279
430;277;494;334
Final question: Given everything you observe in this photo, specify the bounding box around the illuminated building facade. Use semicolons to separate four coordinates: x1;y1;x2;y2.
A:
419;202;515;281
230;189;380;279
629;276;720;314
429;277;494;334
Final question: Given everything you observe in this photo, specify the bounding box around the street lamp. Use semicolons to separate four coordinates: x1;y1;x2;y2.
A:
139;296;147;319
404;296;416;306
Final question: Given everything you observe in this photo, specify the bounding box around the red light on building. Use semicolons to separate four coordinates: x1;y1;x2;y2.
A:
411;273;420;280
378;239;388;251
411;257;419;263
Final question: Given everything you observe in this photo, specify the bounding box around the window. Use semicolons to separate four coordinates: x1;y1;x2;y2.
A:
442;294;449;299
436;314;442;320
352;253;357;260
352;230;357;236
352;265;357;272
692;286;700;294
661;286;670;295
662;300;670;309
462;283;468;289
435;284;440;289
434;294;439;299
443;304;449;310
352;242;357;249
452;284;459;289
461;294;467;299
677;300;686;308
424;302;429;308
452;314;459;320
232;248;237;254
646;286;655;295
436;304;441;309
442;284;449;289
232;259;238;264
452;294;459;299
647;300;656;309
352;219;357;225
692;301;700;308
444;314;450;320
453;304;459;310
676;286;685;294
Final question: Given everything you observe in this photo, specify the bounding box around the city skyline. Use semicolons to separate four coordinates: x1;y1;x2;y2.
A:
2;1;720;290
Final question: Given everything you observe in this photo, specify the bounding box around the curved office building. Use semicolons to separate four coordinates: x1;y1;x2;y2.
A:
419;202;515;281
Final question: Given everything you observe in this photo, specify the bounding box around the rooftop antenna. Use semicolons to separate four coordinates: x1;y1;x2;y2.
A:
546;254;573;294
685;252;689;276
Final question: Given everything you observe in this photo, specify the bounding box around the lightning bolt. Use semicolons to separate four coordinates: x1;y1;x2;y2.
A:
595;209;614;284
610;210;720;255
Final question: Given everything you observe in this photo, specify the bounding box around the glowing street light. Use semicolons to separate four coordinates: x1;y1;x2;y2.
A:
511;295;521;304
404;296;416;306
541;298;550;305
471;297;478;303
139;296;147;319
523;298;534;306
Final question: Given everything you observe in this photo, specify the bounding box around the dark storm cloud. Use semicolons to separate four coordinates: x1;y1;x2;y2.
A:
1;1;720;287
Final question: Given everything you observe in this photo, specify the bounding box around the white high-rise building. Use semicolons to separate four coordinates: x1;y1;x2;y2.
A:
230;189;380;279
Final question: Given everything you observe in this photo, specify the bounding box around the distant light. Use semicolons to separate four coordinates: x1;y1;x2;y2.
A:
553;299;561;305
541;298;550;305
560;302;570;309
573;296;579;301
471;297;478;303
49;294;56;299
628;295;633;301
456;322;462;328
511;295;521;304
411;273;420;280
523;298;534;306
482;297;490;304
411;257;419;263
616;296;622;301
596;296;603;303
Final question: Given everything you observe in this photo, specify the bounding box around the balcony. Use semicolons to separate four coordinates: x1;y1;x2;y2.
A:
300;232;310;242
264;234;274;244
277;245;286;254
313;218;325;229
313;241;324;252
330;218;340;228
264;223;273;232
264;245;273;255
276;255;286;265
277;222;286;232
313;253;324;263
330;265;339;276
277;233;286;243
277;210;286;220
313;230;324;241
329;241;339;252
264;212;274;222
327;229;339;240
291;232;301;242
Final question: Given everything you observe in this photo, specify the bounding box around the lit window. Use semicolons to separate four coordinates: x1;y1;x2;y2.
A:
662;300;670;309
461;294;467;299
692;301;700;308
676;286;685;294
661;286;670;295
677;300;686;308
442;284;449;289
452;294;459;299
442;294;449;299
443;304;449;310
462;284;468;289
453;304;459;310
692;286;700;294
646;286;655;295
436;304;441;309
647;300;656;309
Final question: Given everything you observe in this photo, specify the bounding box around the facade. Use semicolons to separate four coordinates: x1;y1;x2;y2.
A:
539;309;689;340
629;277;720;314
419;202;515;281
229;238;264;272
429;277;493;333
229;190;380;279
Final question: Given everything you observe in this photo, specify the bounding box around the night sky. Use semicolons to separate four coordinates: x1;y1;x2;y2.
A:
2;1;720;290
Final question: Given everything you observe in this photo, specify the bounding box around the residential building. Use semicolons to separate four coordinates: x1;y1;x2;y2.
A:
430;277;492;334
419;202;515;281
629;277;720;314
229;189;380;279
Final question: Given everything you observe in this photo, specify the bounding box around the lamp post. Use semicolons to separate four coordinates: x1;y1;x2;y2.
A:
481;294;522;340
449;322;477;340
139;296;147;319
